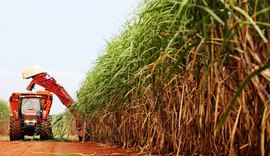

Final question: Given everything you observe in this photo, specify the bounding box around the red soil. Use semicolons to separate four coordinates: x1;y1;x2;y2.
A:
0;141;145;156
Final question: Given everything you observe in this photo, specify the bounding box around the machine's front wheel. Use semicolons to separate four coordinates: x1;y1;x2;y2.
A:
39;116;53;140
9;116;23;141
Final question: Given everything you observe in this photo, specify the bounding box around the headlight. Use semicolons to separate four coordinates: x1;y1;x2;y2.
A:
24;119;37;124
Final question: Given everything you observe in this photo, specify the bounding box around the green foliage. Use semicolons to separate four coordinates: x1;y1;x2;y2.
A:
76;0;270;154
0;100;9;119
77;0;270;115
52;111;75;141
0;99;10;135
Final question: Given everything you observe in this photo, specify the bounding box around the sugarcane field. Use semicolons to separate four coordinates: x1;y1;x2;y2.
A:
1;0;270;155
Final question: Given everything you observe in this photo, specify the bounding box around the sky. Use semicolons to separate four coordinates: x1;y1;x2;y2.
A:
0;0;139;114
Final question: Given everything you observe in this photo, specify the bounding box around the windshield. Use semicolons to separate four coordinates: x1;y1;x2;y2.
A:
21;98;41;114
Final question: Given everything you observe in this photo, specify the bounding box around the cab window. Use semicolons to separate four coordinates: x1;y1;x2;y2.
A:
21;98;41;114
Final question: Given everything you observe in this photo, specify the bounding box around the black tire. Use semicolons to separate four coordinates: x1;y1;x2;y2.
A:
46;116;53;136
78;136;83;141
9;116;23;141
39;116;53;140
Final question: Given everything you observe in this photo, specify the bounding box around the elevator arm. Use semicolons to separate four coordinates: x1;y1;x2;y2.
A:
25;72;84;140
26;73;74;107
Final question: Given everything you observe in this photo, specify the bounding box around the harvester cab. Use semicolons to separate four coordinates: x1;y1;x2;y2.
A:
21;97;41;126
9;91;53;141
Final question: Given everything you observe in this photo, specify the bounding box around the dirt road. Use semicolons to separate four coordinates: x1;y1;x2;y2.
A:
0;141;144;156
